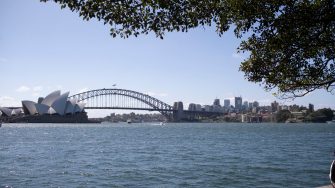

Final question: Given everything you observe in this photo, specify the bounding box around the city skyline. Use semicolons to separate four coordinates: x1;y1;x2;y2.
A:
1;0;334;117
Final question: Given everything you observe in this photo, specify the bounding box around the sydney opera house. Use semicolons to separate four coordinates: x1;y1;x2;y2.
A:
0;107;22;117
22;90;85;116
0;91;90;123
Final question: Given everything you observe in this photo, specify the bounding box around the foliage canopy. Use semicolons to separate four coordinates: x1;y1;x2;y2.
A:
308;108;334;122
40;0;335;97
276;109;292;122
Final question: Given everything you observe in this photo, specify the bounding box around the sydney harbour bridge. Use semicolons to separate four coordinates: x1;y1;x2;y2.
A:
67;88;223;121
3;88;223;122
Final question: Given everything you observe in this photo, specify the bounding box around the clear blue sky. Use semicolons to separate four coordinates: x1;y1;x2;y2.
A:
1;0;334;117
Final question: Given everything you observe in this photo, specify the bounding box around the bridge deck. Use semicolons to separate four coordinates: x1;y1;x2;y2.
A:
84;107;173;111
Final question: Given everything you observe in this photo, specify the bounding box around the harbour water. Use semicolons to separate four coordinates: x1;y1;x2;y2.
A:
1;123;334;187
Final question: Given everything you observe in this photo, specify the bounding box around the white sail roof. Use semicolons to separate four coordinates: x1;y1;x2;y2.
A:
22;101;37;115
0;107;13;117
36;103;50;115
65;101;75;114
14;108;22;115
69;98;77;105
78;103;86;111
41;90;61;106
48;107;56;114
15;108;21;114
11;110;17;116
20;90;86;116
51;92;69;115
74;102;86;113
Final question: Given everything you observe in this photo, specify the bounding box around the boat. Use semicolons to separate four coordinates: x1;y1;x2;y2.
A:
327;120;335;124
330;160;335;187
159;122;165;126
127;119;132;124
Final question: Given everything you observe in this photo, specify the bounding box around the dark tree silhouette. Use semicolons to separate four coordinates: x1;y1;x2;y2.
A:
40;0;335;98
276;109;292;123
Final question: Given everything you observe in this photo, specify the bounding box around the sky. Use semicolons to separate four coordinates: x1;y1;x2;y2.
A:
0;0;334;117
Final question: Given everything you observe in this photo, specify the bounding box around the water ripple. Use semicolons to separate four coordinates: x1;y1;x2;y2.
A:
0;123;334;187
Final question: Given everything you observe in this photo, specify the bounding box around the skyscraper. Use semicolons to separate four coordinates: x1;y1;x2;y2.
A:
271;101;279;112
235;97;242;110
213;99;221;106
188;103;196;111
309;103;314;112
253;101;259;108
243;101;249;110
224;99;230;108
249;102;253;109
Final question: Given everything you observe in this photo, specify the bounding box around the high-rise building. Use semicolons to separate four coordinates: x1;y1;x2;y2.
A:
173;101;184;111
213;105;222;112
188;103;196;111
289;104;300;112
249;102;253;109
253;101;259;108
235;97;242;110
173;101;184;121
203;105;212;112
282;105;289;110
213;99;221;106
224;99;230;108
271;101;279;112
243;101;249;110
309;103;314;112
195;104;202;111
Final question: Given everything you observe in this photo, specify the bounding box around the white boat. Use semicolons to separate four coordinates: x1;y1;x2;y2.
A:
127;119;132;124
327;120;335;124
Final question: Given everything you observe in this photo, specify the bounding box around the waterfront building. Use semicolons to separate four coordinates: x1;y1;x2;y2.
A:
173;101;184;121
0;107;11;117
271;101;279;112
213;105;222;112
0;107;23;117
224;99;230;109
278;105;283;111
249;102;253;109
289;104;300;112
243;101;249;110
21;90;85;116
173;101;184;111
253;101;259;108
309;103;314;112
213;99;221;106
0;107;14;117
187;104;202;111
235;97;242;110
203;105;212;112
282;105;289;110
188;103;196;111
195;104;202;111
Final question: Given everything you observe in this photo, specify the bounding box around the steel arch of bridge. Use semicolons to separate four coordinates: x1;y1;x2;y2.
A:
68;89;173;119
